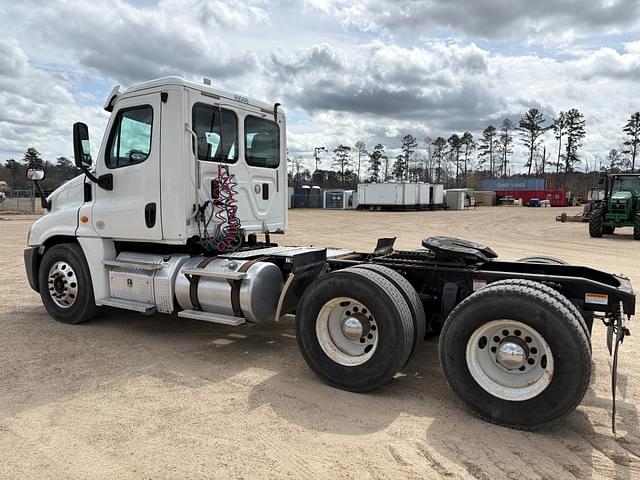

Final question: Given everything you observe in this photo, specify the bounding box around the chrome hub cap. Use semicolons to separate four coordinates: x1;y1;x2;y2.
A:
316;297;378;366
496;338;528;370
465;320;554;401
47;261;78;308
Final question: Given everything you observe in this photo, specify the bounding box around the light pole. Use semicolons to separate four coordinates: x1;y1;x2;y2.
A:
314;146;326;172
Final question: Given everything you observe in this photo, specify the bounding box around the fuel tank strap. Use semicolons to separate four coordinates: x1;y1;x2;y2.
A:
228;257;266;318
190;256;218;310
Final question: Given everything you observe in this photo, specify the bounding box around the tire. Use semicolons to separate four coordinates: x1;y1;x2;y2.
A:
485;279;592;347
635;212;640;240
560;212;567;223
38;243;97;324
352;263;427;362
589;207;604;237
517;255;567;265
515;259;593;338
296;268;415;392
439;282;591;429
603;225;615;235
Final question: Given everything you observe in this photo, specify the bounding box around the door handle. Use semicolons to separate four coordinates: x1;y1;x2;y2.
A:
145;203;157;228
262;183;269;200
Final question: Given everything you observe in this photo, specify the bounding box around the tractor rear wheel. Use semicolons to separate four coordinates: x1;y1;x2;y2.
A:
439;282;591;428
296;268;415;392
634;212;640;240
589;207;604;237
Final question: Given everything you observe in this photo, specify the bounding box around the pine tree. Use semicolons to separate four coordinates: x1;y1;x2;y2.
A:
499;119;514;176
623;112;640;172
478;126;497;176
552;111;567;175
392;154;407;181
563;108;586;188
461;131;475;184
431;137;447;182
448;134;463;186
332;145;352;187
368;144;385;182
518;108;546;176
23;147;45;169
354;141;367;183
400;134;418;182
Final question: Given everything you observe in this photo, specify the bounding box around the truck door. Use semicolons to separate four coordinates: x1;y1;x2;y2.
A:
92;93;162;240
190;97;284;234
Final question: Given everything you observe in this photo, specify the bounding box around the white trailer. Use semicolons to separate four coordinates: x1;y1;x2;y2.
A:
22;76;634;432
357;182;426;210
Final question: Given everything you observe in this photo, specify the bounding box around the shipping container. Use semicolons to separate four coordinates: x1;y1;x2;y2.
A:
482;178;547;191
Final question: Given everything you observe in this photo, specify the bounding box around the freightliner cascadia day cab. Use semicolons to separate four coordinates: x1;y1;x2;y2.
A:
24;77;634;431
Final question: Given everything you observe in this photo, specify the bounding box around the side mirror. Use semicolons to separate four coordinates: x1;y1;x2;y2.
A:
598;175;605;186
73;122;92;168
26;168;45;181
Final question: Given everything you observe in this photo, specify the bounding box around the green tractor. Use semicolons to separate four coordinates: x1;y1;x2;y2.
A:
589;172;640;239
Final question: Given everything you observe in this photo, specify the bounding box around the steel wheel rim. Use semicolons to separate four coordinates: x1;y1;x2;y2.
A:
47;261;79;308
316;297;378;366
465;319;554;401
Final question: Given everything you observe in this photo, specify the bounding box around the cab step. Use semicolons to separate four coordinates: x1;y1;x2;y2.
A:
98;297;156;314
178;309;246;326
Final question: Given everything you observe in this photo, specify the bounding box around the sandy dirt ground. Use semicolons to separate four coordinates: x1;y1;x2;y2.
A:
1;207;639;479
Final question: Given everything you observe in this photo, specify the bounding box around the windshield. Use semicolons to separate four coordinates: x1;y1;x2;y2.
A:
611;176;640;195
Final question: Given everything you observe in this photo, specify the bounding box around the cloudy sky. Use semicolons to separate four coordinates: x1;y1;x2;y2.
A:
1;0;640;172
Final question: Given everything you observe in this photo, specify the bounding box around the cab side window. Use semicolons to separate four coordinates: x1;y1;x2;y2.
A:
192;103;238;163
245;116;280;168
106;105;153;168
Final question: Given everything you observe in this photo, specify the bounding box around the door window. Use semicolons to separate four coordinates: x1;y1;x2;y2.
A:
106;106;153;168
192;103;238;163
245;116;280;168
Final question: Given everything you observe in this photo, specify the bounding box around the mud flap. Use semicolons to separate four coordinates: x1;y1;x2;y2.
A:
607;304;630;434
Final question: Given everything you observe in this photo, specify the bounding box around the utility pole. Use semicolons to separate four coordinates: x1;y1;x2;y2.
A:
314;147;326;172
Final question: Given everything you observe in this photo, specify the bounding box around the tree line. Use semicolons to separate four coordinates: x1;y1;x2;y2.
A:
288;110;640;190
0;148;79;193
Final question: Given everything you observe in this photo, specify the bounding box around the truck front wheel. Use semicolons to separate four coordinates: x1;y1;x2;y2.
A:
38;243;97;324
634;212;640;240
439;282;591;428
296;267;415;392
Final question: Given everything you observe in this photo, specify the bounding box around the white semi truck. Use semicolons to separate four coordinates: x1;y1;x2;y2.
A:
25;77;634;430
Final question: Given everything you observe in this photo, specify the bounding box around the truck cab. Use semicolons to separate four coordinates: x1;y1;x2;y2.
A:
25;77;288;311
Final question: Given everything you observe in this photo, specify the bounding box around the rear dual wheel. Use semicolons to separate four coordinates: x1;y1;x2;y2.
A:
296;267;415;392
439;282;591;428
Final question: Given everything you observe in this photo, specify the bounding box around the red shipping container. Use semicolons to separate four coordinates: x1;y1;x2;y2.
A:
495;190;566;207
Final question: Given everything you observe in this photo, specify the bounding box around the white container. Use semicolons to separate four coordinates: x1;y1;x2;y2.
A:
431;184;444;205
324;190;355;209
418;183;431;205
445;190;466;210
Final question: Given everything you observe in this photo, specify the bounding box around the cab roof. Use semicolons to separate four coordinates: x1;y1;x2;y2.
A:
108;76;281;114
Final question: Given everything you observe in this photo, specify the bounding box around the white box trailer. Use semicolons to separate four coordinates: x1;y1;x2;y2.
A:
357;183;430;210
